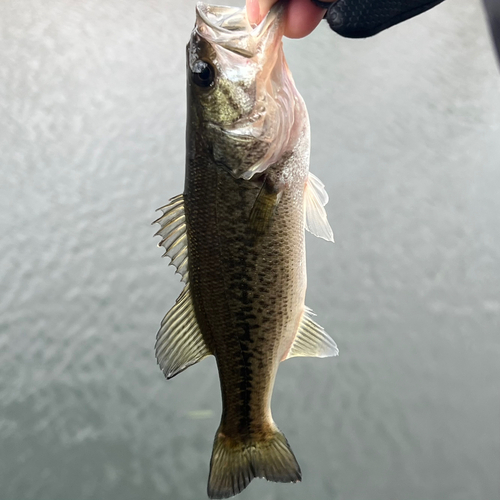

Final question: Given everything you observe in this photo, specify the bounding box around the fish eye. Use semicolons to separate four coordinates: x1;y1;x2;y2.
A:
192;60;215;88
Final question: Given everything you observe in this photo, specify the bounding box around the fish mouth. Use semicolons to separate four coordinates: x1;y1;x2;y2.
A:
195;1;285;57
196;4;251;33
190;0;305;182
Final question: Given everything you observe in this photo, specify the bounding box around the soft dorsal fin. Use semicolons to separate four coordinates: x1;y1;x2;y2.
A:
155;284;212;379
284;307;338;360
304;173;334;242
153;194;189;282
153;195;212;378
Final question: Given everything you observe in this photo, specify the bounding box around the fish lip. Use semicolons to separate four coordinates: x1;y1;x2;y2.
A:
195;1;285;32
194;1;286;57
195;3;248;34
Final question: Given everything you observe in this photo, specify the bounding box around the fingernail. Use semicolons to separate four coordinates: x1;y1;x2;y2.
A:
247;0;260;25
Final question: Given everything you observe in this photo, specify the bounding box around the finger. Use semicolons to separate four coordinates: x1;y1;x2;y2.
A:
284;0;327;38
246;0;277;25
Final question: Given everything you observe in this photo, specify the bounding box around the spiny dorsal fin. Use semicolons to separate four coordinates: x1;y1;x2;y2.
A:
153;194;189;282
155;284;212;379
285;307;338;360
304;173;334;242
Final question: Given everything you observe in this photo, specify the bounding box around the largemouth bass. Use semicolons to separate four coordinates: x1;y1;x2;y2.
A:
153;2;338;498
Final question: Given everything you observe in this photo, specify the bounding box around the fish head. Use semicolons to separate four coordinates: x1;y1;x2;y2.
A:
187;1;308;180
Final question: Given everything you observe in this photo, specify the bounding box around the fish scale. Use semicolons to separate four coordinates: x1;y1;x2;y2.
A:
187;144;307;440
153;2;338;498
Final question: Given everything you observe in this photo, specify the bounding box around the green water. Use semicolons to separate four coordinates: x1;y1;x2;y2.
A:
1;0;499;499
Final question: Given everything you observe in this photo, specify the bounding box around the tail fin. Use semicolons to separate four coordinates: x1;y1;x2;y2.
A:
207;428;301;499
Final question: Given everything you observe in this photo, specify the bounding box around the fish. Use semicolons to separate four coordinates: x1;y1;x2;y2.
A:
153;1;338;498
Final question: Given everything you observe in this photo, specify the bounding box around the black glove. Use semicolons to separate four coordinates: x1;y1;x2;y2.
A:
312;0;499;64
483;0;500;61
311;0;445;38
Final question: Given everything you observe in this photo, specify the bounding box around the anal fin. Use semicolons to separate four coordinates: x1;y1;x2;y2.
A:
285;307;338;360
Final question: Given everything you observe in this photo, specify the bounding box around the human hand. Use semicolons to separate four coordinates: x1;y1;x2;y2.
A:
321;0;498;64
310;0;446;38
246;0;329;39
247;0;448;39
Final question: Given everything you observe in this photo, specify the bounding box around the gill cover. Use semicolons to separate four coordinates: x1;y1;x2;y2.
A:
188;1;308;180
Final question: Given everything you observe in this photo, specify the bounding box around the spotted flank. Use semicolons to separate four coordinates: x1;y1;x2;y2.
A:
154;1;338;498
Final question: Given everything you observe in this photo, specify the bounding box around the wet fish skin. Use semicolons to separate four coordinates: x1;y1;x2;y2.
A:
153;2;337;498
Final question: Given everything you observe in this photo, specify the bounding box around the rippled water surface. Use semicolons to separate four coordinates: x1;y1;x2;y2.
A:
1;0;499;499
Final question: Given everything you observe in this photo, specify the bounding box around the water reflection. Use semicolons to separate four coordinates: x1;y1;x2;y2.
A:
0;0;499;499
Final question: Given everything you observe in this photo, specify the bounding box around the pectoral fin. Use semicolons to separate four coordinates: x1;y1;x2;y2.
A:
284;307;338;360
249;181;283;237
304;173;334;242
